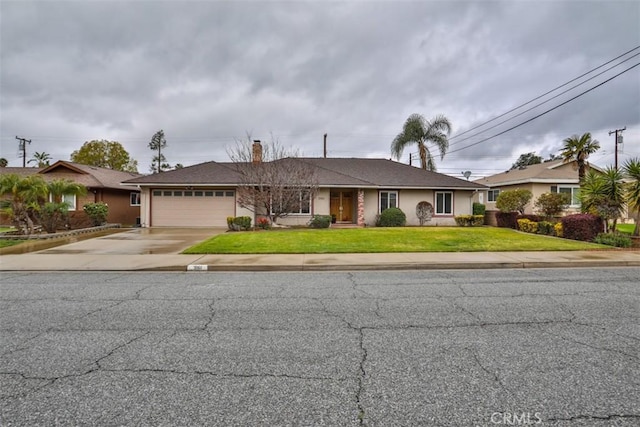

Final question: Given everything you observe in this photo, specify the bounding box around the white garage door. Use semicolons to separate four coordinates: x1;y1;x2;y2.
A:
151;189;236;227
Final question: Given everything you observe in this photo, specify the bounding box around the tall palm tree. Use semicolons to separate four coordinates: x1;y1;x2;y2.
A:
391;114;452;172
623;157;640;236
28;152;52;168
560;132;600;182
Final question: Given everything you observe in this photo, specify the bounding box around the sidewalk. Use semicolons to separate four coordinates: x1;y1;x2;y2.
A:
1;250;639;271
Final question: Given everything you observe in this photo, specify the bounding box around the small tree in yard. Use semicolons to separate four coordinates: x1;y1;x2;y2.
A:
496;189;532;214
416;201;434;226
534;192;570;219
227;135;319;225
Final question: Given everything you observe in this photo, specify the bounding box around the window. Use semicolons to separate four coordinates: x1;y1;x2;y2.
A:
435;192;453;215
173;191;183;197
204;191;214;197
163;191;172;196
215;191;224;197
49;194;77;210
379;191;398;212
130;192;141;206
194;191;203;197
551;185;580;206
225;191;235;197
153;190;161;196
272;189;312;215
488;189;500;202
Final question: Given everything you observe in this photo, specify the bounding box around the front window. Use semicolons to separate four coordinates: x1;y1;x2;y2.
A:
49;194;77;210
130;192;141;206
379;191;398;212
272;189;312;215
488;189;500;202
552;185;580;206
435;191;453;215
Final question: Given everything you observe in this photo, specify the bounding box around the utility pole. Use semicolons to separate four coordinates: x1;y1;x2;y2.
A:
609;126;626;170
16;136;31;167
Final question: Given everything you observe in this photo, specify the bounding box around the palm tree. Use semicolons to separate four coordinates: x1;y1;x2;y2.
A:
46;179;87;204
623;157;640;236
579;168;625;232
28;152;52;168
39;179;88;232
560;132;600;182
0;174;48;234
391;114;452;172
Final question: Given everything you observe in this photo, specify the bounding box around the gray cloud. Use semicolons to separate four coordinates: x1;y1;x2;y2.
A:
1;0;638;177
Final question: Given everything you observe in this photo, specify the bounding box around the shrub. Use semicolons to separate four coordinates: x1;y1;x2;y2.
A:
472;202;486;216
561;214;603;242
535;192;570;218
517;218;538;234
496;189;533;214
227;216;251;231
537;221;556;236
257;217;271;230
454;215;485;226
377;207;406;227
38;202;70;233
593;232;632;248
554;222;563;238
83;202;108;226
495;211;518;229
517;214;542;223
308;215;332;229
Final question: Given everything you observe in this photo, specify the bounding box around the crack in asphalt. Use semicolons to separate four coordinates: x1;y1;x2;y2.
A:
0;331;151;399
469;350;514;398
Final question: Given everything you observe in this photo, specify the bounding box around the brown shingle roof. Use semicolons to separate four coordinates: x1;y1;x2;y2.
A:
1;161;142;190
124;157;486;190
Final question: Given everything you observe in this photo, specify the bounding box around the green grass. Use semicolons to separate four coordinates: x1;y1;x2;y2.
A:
0;227;15;233
0;239;23;249
616;223;637;234
183;227;607;254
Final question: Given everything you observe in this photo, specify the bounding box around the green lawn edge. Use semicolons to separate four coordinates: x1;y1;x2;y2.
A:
183;227;609;254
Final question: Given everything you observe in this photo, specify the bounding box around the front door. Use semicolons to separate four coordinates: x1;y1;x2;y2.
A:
330;191;354;222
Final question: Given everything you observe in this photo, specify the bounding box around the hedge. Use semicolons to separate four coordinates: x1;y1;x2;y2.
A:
454;215;485;227
560;214;603;242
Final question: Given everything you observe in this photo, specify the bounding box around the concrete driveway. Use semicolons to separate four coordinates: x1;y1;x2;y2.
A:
35;227;225;255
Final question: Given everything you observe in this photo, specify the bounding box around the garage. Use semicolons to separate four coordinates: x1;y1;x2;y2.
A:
150;189;236;227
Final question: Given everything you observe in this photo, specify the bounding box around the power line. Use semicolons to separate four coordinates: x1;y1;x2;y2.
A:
445;62;640;156
445;52;640;149
448;45;640;142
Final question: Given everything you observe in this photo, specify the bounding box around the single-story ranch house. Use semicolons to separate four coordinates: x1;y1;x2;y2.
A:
123;149;487;228
473;159;600;216
1;161;142;227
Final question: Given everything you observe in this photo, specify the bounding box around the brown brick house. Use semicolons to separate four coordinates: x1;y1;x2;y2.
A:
1;161;142;227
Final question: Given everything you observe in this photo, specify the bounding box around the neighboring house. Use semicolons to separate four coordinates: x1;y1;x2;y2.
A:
123;150;487;227
0;161;142;227
473;160;602;217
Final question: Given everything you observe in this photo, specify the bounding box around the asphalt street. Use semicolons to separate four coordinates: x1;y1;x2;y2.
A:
1;268;639;426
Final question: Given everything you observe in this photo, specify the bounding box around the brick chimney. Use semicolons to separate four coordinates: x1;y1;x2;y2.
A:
252;140;262;164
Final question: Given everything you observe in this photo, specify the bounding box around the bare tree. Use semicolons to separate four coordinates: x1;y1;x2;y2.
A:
227;134;318;225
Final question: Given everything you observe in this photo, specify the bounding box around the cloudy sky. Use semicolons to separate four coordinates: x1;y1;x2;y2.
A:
1;0;639;178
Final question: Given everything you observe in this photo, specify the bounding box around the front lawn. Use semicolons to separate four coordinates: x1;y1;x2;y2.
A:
183;227;607;254
0;239;24;249
616;223;637;234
